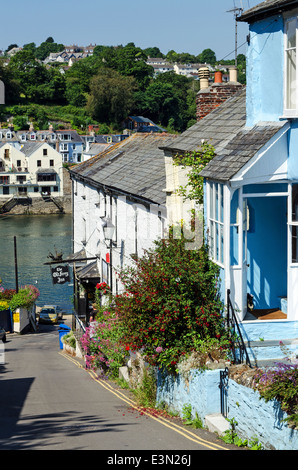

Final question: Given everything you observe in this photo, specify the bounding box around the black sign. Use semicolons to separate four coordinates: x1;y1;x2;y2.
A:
51;265;70;284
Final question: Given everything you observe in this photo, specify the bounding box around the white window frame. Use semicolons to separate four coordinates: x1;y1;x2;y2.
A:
284;10;298;116
289;182;298;265
207;181;224;267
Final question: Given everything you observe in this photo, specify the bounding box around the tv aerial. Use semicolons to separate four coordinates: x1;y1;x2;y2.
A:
227;3;244;66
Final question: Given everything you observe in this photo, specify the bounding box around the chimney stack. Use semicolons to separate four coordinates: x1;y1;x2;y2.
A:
196;66;243;121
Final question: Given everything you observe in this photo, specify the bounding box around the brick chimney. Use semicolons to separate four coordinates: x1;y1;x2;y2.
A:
196;65;243;120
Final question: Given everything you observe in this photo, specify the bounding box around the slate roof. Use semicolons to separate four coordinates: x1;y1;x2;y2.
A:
159;87;288;182
70;133;178;205
200;121;287;181
238;0;298;23
160;88;247;155
20;142;44;156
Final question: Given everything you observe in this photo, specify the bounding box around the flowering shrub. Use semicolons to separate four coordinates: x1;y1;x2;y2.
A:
0;300;9;311
114;234;230;373
80;303;128;378
0;289;17;301
253;362;298;427
9;285;40;312
96;282;110;295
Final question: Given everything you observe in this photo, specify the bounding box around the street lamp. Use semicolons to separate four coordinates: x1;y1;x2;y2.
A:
102;217;115;293
102;217;115;242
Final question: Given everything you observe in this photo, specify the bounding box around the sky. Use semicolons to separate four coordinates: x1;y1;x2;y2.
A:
1;0;261;61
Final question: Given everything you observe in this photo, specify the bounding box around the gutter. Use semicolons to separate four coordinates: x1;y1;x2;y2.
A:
238;0;298;23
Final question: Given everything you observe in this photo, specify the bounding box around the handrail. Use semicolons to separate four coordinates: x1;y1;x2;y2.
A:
72;311;86;337
227;289;251;367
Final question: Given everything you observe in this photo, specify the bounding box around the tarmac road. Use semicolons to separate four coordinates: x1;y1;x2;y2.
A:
0;320;243;454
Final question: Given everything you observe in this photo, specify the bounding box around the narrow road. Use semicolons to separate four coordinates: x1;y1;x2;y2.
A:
0;321;241;453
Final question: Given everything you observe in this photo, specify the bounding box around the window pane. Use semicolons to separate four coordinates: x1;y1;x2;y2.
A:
210;221;215;258
287;49;296;108
292;226;298;263
220;224;224;264
210;183;214;218
215;183;219;220
292;184;298;221
286;19;297;109
220;184;224;222
287;18;296;49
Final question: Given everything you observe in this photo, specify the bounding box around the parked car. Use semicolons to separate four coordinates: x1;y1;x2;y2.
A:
0;327;6;342
38;306;58;324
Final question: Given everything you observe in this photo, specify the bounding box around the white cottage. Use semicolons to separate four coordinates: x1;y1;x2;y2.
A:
68;133;180;320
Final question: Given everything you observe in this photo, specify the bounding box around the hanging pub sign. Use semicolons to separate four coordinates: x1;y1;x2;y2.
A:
51;265;70;284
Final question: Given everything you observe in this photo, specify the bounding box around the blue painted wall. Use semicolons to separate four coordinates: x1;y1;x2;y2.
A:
246;15;284;127
246;196;287;309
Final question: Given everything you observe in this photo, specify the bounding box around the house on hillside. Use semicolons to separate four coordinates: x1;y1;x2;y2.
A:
0;141;64;209
68;133;179;320
122;116;166;133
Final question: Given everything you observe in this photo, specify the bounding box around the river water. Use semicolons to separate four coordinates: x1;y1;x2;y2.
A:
0;214;74;313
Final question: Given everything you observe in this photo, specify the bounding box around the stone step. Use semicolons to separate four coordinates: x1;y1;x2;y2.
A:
244;338;298;367
204;413;229;436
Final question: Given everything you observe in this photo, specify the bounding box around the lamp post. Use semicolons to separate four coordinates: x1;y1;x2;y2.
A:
102;217;115;293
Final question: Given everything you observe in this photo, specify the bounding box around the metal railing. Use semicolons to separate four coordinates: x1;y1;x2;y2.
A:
72;311;86;354
219;367;229;418
226;289;251;367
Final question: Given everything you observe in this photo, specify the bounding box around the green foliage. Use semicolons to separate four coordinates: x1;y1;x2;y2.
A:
253;362;298;427
221;418;263;449
133;368;157;408
62;331;76;349
173;142;216;204
87;68;136;125
182;404;203;428
9;285;40;311
115;233;229;373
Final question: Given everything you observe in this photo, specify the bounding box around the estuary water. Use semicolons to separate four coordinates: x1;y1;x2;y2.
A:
0;214;74;313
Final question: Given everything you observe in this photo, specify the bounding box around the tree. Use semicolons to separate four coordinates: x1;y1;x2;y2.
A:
34;38;64;61
198;48;216;65
86;68;136;125
7;49;49;99
143;47;164;58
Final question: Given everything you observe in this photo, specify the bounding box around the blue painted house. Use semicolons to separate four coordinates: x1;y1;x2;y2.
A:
161;0;298;364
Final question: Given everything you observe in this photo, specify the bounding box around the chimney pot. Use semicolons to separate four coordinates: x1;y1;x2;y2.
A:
229;65;238;83
198;66;210;90
214;70;223;83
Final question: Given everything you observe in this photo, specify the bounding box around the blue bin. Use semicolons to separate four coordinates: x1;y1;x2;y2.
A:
58;324;71;349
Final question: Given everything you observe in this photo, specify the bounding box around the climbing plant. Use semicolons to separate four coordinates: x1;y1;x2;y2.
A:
173;141;216;205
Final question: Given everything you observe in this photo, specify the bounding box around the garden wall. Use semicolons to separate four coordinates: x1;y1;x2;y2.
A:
156;368;298;450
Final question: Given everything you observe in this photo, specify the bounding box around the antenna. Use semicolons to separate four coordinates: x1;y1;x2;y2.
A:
227;5;243;66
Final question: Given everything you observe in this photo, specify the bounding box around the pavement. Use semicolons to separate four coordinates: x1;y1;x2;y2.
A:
0;320;244;452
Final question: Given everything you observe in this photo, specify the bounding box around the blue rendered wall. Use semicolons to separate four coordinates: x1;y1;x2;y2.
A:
246;15;284;127
156;369;298;450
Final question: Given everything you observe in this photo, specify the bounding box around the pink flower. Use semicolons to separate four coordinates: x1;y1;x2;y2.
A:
156;346;163;353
